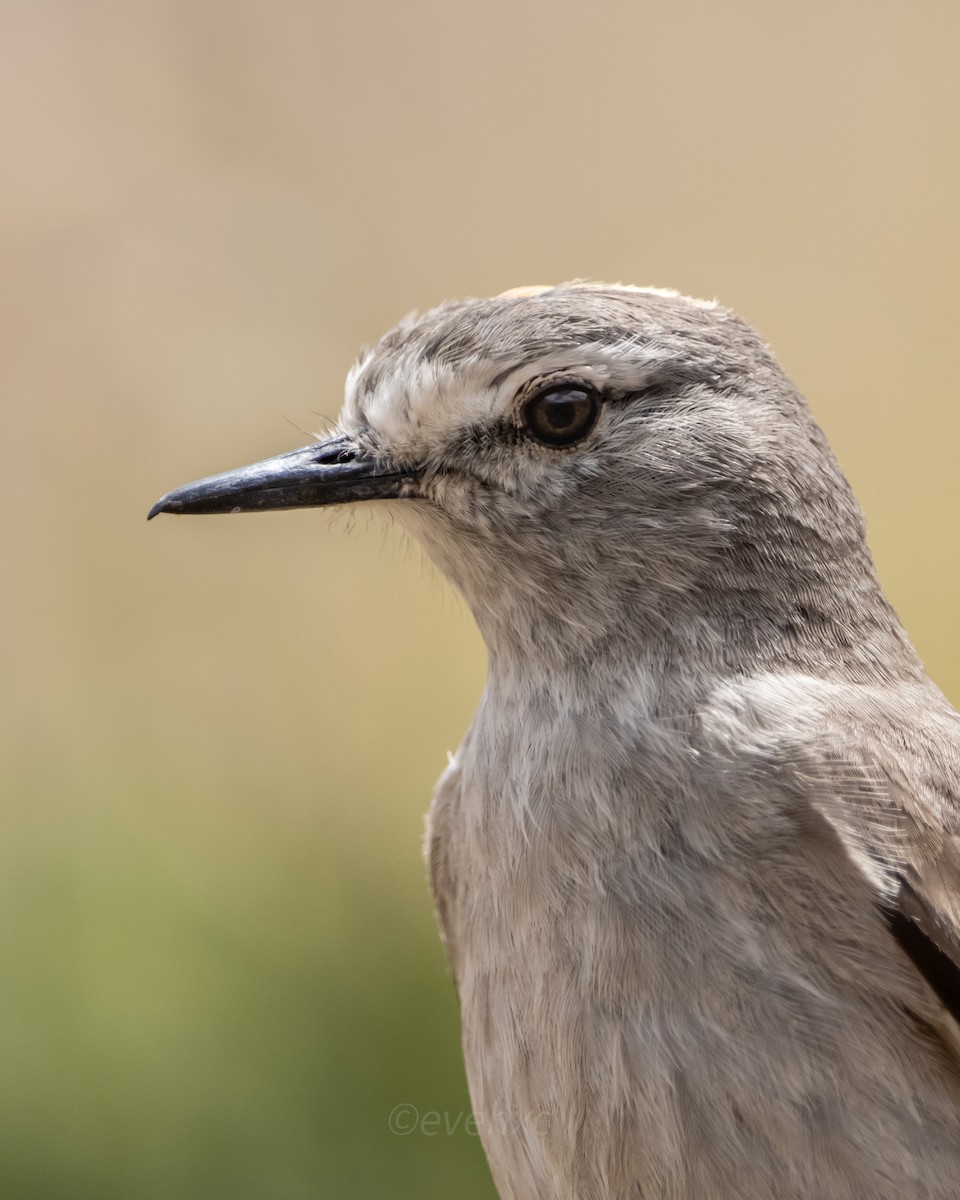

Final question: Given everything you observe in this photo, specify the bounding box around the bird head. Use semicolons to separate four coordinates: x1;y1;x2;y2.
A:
150;284;897;675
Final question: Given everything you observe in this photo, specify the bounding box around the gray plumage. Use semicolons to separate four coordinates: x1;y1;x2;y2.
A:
150;283;960;1199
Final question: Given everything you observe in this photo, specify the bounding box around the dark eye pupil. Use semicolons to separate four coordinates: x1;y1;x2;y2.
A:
522;385;599;446
543;397;580;430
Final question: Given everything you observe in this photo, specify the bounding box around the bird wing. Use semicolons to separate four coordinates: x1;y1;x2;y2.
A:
887;874;960;1055
770;680;960;1061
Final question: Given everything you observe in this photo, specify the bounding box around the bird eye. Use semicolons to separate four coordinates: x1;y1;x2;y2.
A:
521;384;601;447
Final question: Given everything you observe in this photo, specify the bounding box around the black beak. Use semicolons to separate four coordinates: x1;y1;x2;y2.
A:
147;435;415;520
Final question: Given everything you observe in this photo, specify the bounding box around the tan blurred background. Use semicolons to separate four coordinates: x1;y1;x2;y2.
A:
2;1;959;1196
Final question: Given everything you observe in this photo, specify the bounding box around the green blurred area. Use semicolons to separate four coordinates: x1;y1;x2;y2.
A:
2;1;960;1196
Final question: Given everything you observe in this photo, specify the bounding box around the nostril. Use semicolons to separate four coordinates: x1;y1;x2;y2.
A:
313;442;358;465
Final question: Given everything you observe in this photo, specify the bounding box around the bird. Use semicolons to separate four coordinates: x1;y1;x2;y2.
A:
149;283;960;1199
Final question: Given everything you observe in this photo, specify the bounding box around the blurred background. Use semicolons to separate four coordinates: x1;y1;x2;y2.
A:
2;1;959;1196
